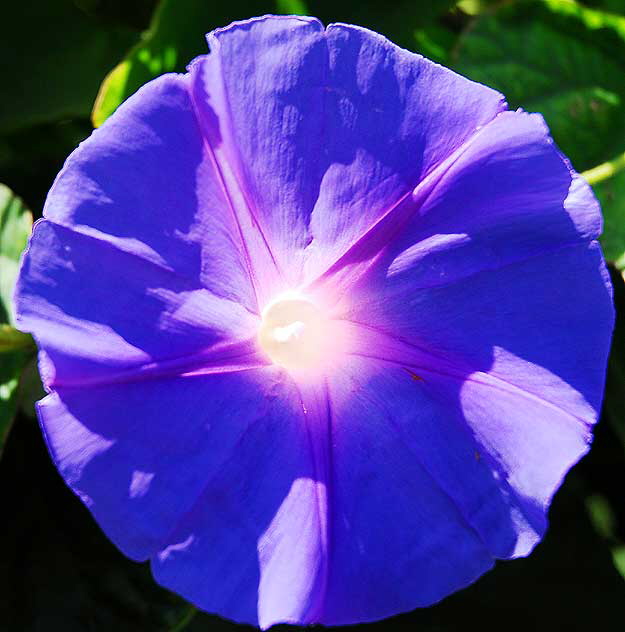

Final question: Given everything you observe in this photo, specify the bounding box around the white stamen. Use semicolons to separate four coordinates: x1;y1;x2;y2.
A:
258;295;329;371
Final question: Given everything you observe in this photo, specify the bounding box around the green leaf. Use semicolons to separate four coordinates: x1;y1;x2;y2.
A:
454;0;625;265
16;356;46;421
0;184;32;326
0;120;92;218
0;325;33;353
454;0;625;173
0;184;34;455
413;23;458;64
582;0;625;15
0;0;138;134
0;349;30;457
586;493;625;580
275;0;309;14
592;170;625;267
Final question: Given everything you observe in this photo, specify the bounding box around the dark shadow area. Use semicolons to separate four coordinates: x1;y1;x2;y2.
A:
0;411;195;631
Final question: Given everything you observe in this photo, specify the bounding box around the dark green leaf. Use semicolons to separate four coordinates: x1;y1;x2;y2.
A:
413;23;458;64
275;0;309;15
586;494;625;580
16;356;46;421
0;184;32;326
593;170;625;267
0;350;30;456
454;0;625;265
454;0;625;173
0;184;34;454
0;120;92;217
455;0;500;16
581;0;625;15
0;0;138;134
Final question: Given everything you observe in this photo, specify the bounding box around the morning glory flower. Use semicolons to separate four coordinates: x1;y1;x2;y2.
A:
15;15;614;628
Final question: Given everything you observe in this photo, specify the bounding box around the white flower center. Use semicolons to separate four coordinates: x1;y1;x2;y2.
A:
258;296;329;371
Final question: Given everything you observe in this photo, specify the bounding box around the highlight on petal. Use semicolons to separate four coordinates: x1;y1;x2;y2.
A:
14;13;614;630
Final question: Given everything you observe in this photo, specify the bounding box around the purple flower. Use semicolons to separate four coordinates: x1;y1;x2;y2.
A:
15;15;614;628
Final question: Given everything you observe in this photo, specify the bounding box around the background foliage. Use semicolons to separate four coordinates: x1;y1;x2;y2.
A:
0;0;623;630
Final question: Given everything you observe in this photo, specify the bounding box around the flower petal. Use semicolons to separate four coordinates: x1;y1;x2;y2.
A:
15;73;260;385
151;376;330;628
348;242;612;420
317;350;603;624
326;243;612;622
38;368;329;628
189;16;505;289
319;356;496;625
383;111;601;290
38;370;283;560
309;110;603;299
16;220;258;387
340;111;613;417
